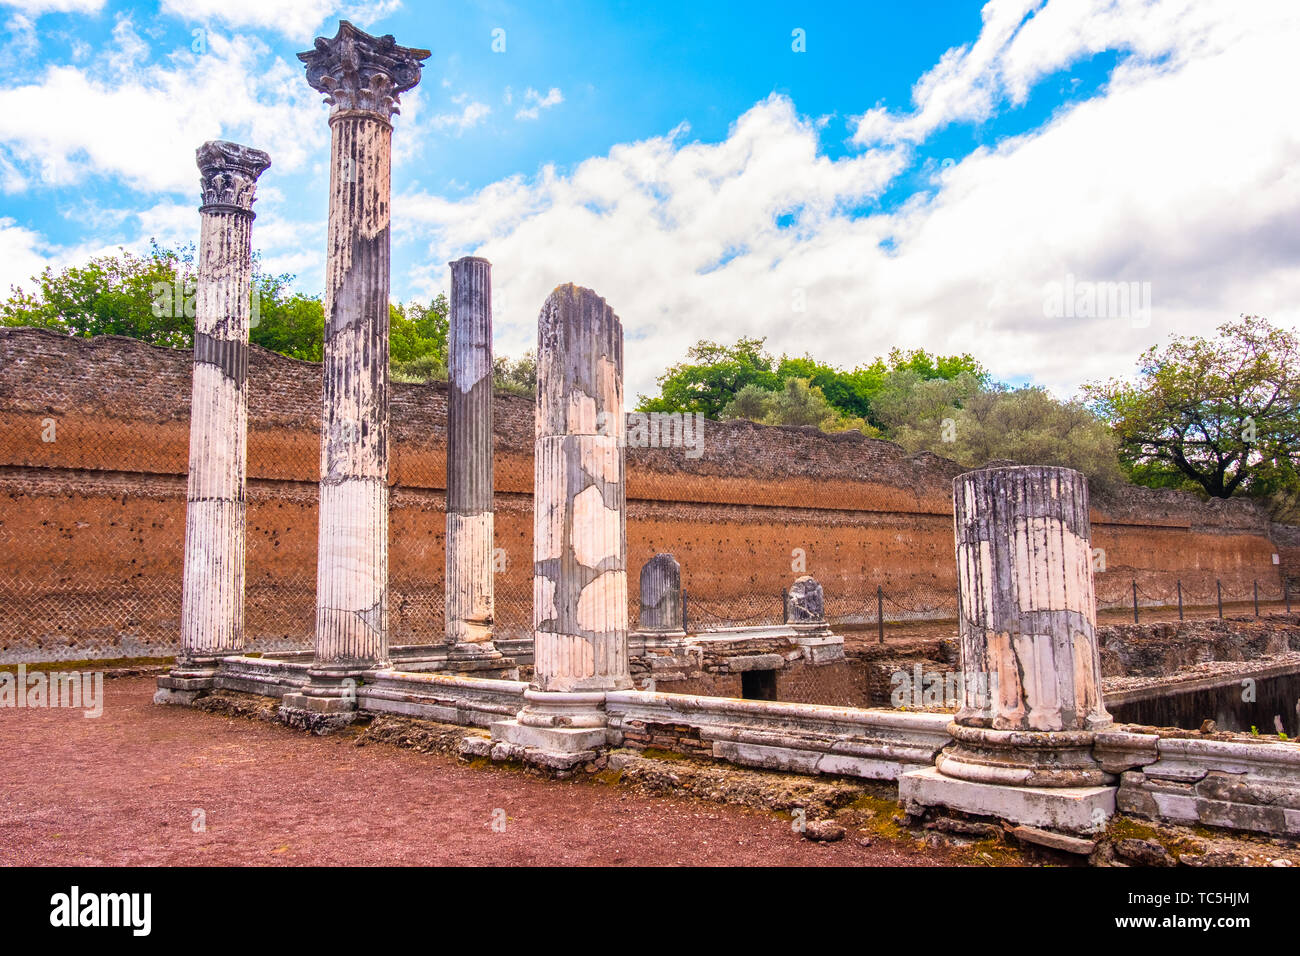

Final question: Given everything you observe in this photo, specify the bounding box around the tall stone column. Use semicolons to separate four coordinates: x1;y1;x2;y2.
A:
444;256;500;658
282;22;428;728
939;465;1111;786
531;284;631;694
156;141;270;707
900;466;1117;833
491;284;630;767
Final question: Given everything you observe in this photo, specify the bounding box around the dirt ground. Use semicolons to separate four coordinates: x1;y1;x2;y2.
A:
0;676;966;867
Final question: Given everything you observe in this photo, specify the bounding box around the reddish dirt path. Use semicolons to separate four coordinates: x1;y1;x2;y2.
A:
0;677;962;867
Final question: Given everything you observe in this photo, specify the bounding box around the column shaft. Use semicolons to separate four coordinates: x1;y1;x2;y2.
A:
445;256;496;648
314;111;393;666
177;141;269;667
532;284;631;693
953;465;1110;732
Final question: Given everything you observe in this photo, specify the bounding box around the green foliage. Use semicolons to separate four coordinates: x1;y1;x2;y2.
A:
390;293;449;365
722;377;875;434
493;349;537;397
248;271;324;362
638;337;984;430
1085;316;1300;501
637;336;780;418
1;242;197;347
894;386;1126;488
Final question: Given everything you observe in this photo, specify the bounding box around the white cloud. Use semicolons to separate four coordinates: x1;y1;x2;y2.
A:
0;0;103;14
0;217;52;296
157;0;401;42
396;1;1300;404
431;100;491;134
515;86;563;121
0;26;325;194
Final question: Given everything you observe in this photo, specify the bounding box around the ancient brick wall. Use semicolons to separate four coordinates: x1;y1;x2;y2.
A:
0;326;1291;662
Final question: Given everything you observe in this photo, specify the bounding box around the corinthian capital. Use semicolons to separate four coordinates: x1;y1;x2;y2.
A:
299;20;430;121
196;140;271;214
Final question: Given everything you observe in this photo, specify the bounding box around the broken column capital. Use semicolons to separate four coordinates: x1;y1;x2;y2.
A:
196;140;271;215
298;20;430;122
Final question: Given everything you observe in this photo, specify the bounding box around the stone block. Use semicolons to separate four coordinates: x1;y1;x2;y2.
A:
899;766;1116;834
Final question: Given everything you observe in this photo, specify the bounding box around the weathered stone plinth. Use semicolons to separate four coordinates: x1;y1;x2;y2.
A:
900;766;1115;834
906;466;1116;830
491;689;609;770
638;553;684;635
157;140;270;707
279;664;366;733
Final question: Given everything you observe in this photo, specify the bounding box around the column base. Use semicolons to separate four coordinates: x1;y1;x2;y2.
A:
276;660;382;734
935;722;1114;788
393;642;518;679
489;689;610;772
153;655;230;705
900;766;1117;835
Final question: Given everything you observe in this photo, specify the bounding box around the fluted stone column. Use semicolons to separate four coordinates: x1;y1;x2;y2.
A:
444;256;499;657
900;466;1117;832
939;465;1112;786
156;141;270;707
283;22;428;726
491;285;630;766
531;284;631;694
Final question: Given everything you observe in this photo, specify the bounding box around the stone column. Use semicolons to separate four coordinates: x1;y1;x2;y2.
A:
938;465;1112;787
491;284;630;766
531;284;631;694
157;141;270;707
444;256;499;658
283;22;428;728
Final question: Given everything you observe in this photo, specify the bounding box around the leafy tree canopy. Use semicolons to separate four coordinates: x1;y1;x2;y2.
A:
1085;315;1300;505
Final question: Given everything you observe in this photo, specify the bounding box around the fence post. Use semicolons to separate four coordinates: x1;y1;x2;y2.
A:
1132;578;1139;624
1217;579;1223;619
1177;579;1184;621
877;584;885;645
781;588;788;624
681;588;688;633
1254;579;1260;617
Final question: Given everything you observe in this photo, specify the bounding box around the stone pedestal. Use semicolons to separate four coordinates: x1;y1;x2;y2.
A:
491;284;630;768
901;465;1116;833
156;140;270;707
637;553;684;636
284;22;429;727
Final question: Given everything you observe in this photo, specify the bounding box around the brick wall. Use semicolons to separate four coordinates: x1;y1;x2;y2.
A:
0;327;1291;662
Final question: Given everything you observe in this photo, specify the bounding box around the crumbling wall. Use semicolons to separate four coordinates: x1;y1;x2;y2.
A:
0;327;1291;661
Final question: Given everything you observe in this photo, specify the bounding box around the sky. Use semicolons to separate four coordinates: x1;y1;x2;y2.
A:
0;0;1298;405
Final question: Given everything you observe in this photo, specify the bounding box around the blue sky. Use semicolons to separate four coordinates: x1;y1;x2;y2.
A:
1;0;1298;403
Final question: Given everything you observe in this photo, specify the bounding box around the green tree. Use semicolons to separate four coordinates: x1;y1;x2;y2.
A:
248;270;325;361
636;336;780;418
1084;316;1300;499
493;349;537;396
1;242;197;347
935;387;1125;488
390;293;449;365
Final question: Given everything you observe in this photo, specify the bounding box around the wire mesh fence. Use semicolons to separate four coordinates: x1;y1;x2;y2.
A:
0;332;1294;664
